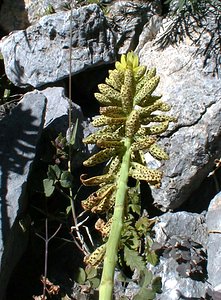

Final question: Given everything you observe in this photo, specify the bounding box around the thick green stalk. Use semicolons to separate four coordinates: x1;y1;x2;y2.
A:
99;137;132;300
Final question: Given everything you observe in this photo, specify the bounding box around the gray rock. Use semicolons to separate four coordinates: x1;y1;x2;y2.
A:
0;86;89;299
153;212;208;248
25;0;74;24
118;212;207;299
0;92;46;299
151;212;207;299
40;86;89;167
138;33;221;210
206;192;221;291
0;4;116;88
107;0;162;54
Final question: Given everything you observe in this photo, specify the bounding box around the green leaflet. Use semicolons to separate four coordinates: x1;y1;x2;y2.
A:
134;65;147;82
81;184;115;211
108;69;124;90
92;115;126;127
142;114;177;124
81;52;176;300
95;218;112;237
130;137;157;151
83;148;117;167
134;76;160;105
98;83;122;105
84;244;106;267
125;110;140;137
146;67;156;80
129;162;162;186
147;121;170;135
149;144;169;160
80;173;115;186
124;245;145;272
94;92;114;106
100;106;125;117
96;139;124;149
91;190;116;213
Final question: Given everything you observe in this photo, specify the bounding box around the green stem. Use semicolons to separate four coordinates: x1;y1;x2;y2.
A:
99;137;132;300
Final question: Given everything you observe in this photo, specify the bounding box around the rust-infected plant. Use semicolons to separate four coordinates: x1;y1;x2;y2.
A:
81;51;176;299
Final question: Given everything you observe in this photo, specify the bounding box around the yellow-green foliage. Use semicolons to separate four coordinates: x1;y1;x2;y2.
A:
82;52;176;267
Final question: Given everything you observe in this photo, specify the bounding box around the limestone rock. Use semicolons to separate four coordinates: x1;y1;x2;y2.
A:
138;35;221;211
107;0;162;54
25;0;74;24
0;4;116;88
206;192;221;292
150;212;207;300
0;86;88;299
119;212;207;300
0;92;46;299
40;86;89;168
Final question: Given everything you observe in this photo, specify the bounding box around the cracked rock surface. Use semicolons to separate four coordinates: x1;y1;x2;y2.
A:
139;37;221;210
0;4;116;88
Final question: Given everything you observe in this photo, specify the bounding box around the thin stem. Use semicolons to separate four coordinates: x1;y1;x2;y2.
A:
42;218;48;300
67;1;90;257
36;219;62;300
99;137;132;300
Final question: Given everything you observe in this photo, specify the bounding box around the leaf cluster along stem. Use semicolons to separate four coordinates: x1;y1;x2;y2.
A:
99;137;131;299
81;51;176;299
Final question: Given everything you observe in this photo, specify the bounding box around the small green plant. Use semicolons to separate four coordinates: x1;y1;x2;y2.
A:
81;51;176;299
44;4;56;15
158;0;221;76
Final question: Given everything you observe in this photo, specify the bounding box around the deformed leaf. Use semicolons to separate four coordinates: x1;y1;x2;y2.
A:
84;244;106;267
147;121;170;135
80;173;114;186
125;110;140;137
92;115;125;127
83;148;117;167
142;114;177;124
134;76;160;105
94;92;114;106
98;83;122;105
91;189;116;213
81;184;115;211
43;178;55;197
129;162;162;186
96;139;124;149
130;136;157;152
134;65;146;82
146;67;156;80
149;143;169;160
100;106;125;117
